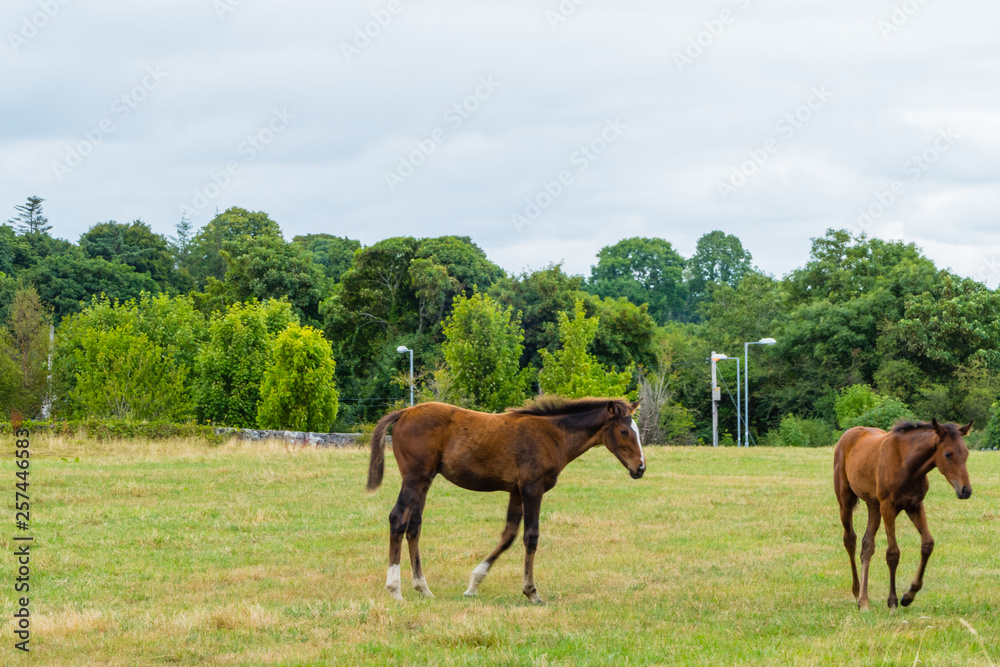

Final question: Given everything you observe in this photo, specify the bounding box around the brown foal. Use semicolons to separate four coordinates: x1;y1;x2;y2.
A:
366;397;645;604
833;419;973;610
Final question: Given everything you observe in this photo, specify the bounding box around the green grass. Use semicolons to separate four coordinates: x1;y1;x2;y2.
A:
3;436;1000;665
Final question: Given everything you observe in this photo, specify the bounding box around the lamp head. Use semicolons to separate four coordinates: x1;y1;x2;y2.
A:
759;337;776;345
396;346;409;353
711;353;729;361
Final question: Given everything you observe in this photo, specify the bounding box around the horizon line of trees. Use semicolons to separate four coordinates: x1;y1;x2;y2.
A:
3;196;1000;447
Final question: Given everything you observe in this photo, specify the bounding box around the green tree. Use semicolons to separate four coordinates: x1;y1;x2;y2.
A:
184;207;283;287
195;300;298;427
2;287;50;417
586;237;687;323
52;293;208;418
256;323;339;431
441;293;533;412
538;299;634;399
79;220;175;288
292;234;361;282
221;234;327;324
7;196;51;235
490;263;583;369
69;322;192;421
686;230;754;307
22;251;160;321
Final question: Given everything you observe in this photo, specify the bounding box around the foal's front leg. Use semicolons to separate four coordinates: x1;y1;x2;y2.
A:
521;487;544;605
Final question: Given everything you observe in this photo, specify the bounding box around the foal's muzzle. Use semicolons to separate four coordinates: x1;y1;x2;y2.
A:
630;463;645;480
957;484;972;499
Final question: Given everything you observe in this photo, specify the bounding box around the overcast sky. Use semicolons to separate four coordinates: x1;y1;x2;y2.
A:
2;0;998;285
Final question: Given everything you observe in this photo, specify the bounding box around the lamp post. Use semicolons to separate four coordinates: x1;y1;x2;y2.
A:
743;337;776;447
710;353;740;447
396;345;414;407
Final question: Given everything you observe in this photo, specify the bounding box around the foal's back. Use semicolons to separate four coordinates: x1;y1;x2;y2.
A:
391;402;560;493
834;426;886;503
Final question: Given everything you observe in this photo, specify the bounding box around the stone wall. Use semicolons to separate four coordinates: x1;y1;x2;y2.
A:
214;428;363;447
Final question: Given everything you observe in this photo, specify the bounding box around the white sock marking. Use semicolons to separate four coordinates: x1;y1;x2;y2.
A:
630;418;645;465
386;564;403;599
464;561;491;596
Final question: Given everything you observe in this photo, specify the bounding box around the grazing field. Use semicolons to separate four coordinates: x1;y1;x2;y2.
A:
2;436;999;665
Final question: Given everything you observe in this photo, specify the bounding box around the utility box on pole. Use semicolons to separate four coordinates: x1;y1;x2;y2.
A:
710;352;725;447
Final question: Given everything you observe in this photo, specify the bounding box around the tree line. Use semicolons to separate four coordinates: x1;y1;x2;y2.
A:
2;197;999;447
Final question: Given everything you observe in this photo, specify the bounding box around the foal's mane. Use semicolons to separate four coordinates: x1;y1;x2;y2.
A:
892;421;961;438
509;396;632;418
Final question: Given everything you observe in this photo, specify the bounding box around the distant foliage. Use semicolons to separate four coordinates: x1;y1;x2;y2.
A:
70;323;192;421
981;402;1000;450
256;323;339;431
196;300;298;427
539;299;634;399
770;414;838;447
441;293;533;412
835;384;914;430
2;287;51;417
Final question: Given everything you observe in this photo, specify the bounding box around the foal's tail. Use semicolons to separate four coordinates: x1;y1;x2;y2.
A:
367;409;404;492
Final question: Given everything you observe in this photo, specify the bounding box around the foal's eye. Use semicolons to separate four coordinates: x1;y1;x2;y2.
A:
945;451;953;459
620;429;628;436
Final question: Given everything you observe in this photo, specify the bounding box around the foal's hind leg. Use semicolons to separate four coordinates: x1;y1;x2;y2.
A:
520;486;544;605
857;502;882;611
406;477;435;598
464;491;523;597
838;492;860;602
385;478;428;601
900;504;933;607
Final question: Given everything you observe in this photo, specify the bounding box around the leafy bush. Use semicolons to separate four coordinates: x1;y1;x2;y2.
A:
980;401;1000;451
768;414;839;447
0;418;224;443
441;292;533;412
835;384;914;430
256;323;339;431
69;323;192;421
539;299;633;399
195;300;298;427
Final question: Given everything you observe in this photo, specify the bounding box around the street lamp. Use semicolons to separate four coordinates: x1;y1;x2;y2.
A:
743;337;776;447
710;353;740;447
396;345;414;407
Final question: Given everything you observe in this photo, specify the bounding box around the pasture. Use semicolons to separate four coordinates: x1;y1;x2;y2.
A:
2;436;999;665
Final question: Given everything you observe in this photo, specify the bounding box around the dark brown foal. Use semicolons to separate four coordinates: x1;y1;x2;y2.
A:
833;419;973;611
367;397;645;604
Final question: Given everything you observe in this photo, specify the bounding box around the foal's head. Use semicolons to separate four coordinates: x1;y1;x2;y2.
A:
602;400;645;479
930;418;973;499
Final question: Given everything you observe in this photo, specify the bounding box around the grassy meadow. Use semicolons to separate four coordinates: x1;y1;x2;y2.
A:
2;434;999;665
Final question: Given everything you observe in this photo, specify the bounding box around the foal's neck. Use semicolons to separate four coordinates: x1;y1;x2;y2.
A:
558;410;610;462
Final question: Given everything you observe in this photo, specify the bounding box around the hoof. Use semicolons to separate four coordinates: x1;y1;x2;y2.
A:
526;592;545;605
901;592;914;607
388;589;404;601
858;600;870;612
463;589;477;597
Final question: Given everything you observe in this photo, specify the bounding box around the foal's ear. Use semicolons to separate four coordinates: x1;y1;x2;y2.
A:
606;400;617;414
931;417;946;439
628;400;640;415
959;420;974;436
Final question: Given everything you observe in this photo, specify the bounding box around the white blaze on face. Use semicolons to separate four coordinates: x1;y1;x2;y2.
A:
630;418;644;465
